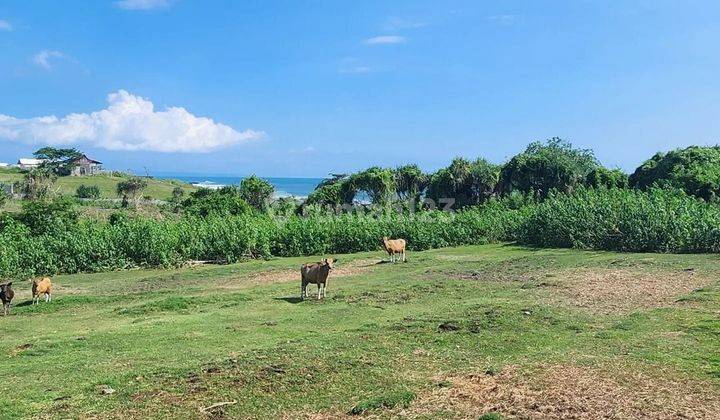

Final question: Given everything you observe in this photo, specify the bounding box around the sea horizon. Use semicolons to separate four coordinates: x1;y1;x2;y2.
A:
154;172;326;198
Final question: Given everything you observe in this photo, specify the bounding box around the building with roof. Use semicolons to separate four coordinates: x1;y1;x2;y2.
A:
70;155;103;176
17;158;46;169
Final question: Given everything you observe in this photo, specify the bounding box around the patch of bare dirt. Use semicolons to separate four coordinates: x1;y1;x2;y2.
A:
451;265;712;315
548;268;710;315
400;364;720;419
7;281;89;301
217;258;381;290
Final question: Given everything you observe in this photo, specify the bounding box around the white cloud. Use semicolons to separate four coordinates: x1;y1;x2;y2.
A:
0;20;12;31
33;50;66;69
0;90;263;153
363;35;406;45
114;0;171;10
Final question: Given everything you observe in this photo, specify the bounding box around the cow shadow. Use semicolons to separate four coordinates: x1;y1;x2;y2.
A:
274;297;303;304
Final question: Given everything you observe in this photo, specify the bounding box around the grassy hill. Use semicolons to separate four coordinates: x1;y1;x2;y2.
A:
0;244;718;418
0;167;197;201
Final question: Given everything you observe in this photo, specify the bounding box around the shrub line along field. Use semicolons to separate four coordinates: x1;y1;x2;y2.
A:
1;244;718;418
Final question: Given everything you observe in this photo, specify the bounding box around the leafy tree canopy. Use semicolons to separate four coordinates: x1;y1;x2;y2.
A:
629;145;720;201
33;147;83;176
239;175;274;212
395;164;428;201
352;167;396;205
427;157;499;208
498;138;598;198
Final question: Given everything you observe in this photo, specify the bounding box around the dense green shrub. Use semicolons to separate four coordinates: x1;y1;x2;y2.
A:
17;197;79;236
76;184;101;199
629;146;720;201
181;187;253;218
585;167;628;189
518;187;720;252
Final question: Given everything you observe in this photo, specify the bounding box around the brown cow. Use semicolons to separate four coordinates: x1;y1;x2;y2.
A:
32;277;52;305
0;282;14;315
382;237;407;263
300;258;337;300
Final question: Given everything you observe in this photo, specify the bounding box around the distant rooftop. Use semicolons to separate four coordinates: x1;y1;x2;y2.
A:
18;158;45;165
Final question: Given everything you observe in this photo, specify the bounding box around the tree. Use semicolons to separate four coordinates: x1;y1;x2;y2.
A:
629;146;720;201
170;186;185;203
238;175;274;212
305;176;358;207
426;158;499;208
116;177;148;207
353;167;396;205
33;147;82;176
181;186;252;217
498;138;598;198
467;158;500;205
19;168;57;200
395;164;428;201
586;167;628;189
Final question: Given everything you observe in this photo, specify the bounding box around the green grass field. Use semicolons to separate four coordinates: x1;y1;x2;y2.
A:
0;168;196;201
1;244;719;418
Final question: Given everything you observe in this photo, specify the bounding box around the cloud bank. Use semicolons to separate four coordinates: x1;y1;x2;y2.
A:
0;90;263;153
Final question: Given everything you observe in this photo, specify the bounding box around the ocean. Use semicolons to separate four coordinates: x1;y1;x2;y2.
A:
155;174;325;198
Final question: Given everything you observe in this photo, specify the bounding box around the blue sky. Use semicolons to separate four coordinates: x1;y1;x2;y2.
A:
1;0;720;177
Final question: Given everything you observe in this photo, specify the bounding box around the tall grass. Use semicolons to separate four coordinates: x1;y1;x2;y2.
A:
3;187;720;278
518;188;720;252
0;203;527;278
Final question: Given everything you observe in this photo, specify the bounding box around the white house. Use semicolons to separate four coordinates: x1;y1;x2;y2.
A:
17;158;46;169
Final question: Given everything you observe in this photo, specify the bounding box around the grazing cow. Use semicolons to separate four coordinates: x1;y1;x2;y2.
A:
0;282;14;316
382;237;407;263
32;277;52;305
300;258;337;300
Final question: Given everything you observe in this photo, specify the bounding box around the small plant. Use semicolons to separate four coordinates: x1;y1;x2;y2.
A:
348;390;416;415
75;184;101;199
0;187;8;208
116;177;148;207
